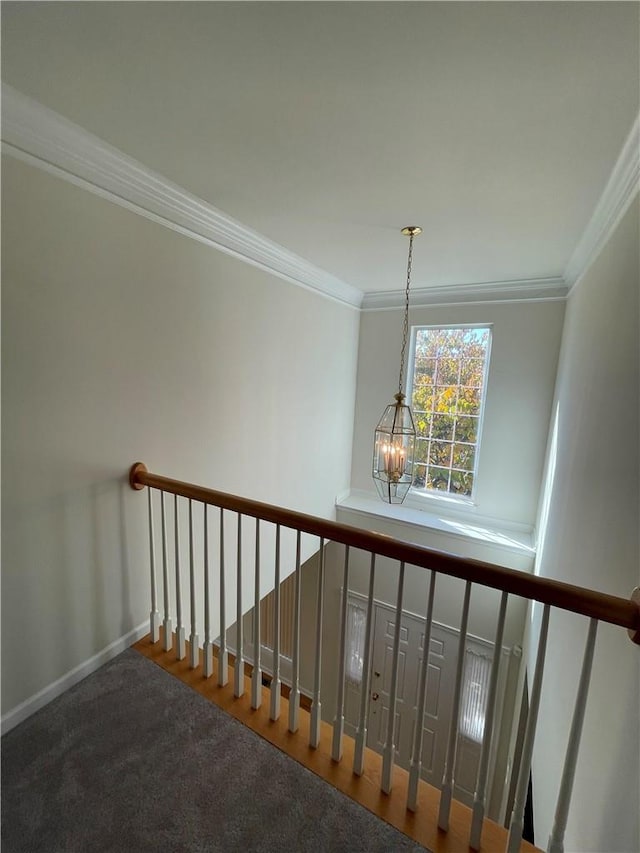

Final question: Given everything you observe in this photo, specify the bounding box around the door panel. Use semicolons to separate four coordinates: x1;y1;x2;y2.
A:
369;612;410;754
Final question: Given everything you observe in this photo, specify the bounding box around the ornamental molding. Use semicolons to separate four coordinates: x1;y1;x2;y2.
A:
2;84;636;310
564;113;640;293
361;278;568;311
1;84;363;309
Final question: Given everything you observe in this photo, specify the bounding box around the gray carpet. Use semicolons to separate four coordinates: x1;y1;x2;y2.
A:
2;649;428;853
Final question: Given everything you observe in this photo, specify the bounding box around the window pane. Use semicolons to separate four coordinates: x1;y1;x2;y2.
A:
413;385;434;414
414;413;431;439
429;441;452;467
450;470;474;496
435;357;460;386
427;466;450;491
460;650;491;742
452;443;475;471
460;358;485;387
457;386;482;416
434;385;458;414
431;413;454;441
346;602;367;685
454;416;478;443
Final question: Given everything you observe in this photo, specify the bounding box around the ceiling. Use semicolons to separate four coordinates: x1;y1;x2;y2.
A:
2;2;639;298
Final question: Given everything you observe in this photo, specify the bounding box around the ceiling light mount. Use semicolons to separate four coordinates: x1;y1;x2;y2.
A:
400;226;423;238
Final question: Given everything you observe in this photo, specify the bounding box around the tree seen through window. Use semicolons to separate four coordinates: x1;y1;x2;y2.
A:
409;326;491;498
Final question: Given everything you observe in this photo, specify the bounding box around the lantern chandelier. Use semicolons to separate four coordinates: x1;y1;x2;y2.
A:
372;226;422;504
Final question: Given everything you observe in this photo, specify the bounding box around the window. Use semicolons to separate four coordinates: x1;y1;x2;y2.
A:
460;648;492;742
345;600;367;685
408;326;491;499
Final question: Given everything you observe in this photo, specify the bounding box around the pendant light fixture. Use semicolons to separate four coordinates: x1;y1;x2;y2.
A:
372;226;422;504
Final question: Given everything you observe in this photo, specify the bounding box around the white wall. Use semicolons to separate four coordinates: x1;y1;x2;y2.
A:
1;155;360;717
531;196;639;852
352;301;565;527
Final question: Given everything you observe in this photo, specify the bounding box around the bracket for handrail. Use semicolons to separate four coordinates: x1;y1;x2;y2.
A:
129;461;147;491
629;587;640;645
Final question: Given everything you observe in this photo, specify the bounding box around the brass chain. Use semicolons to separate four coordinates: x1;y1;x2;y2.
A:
398;232;414;396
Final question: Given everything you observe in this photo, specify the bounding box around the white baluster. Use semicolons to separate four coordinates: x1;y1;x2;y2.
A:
203;505;213;678
174;495;186;660
251;518;262;709
470;590;508;849
147;488;160;643
234;514;245;697
188;500;199;669
270;525;282;721
332;545;351;761
547;618;598;853
288;530;302;733
354;553;376;776
160;491;172;651
309;537;325;748
438;580;472;831
507;603;551;853
381;561;406;794
407;570;436;811
218;508;228;687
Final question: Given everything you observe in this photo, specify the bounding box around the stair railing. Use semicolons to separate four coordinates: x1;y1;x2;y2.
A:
129;463;639;853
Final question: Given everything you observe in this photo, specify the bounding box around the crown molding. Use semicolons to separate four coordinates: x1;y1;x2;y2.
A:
3;84;635;312
361;277;568;311
0;84;363;309
564;113;640;293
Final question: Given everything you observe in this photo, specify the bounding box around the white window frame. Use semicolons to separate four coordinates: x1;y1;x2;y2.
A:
405;323;492;506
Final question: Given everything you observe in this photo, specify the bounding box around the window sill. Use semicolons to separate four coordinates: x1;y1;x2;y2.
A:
335;489;536;560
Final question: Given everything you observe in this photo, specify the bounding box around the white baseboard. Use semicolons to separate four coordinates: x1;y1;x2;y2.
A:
1;620;149;736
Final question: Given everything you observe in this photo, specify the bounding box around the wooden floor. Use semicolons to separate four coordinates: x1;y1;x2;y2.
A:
133;633;540;853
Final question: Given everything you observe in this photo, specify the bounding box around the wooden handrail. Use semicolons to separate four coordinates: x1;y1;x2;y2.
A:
129;463;640;638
